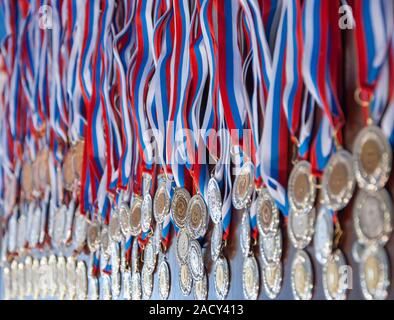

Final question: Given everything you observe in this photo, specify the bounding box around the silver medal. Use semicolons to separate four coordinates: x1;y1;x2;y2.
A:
48;255;57;297
111;271;121;299
87;221;101;253
30;206;41;248
122;269;132;300
144;240;156;273
109;208;122;243
24;256;33;297
119;202;131;237
76;261;88;300
3;266;11;300
153;180;170;223
232;161;254;210
256;189;279;236
242;255;259;300
72;209;88;250
102;273;112;300
141;265;153;300
207;177;222;224
288;161;316;214
56;256;67;300
66;257;76;300
53;205;67;247
186;193;209;239
322;249;347;300
353;189;392;246
88;276;99;300
262;262;283;299
100;225;111;260
313;206;334;265
211;222;223;262
291;250;314;300
158;259;171;300
32;259;40;300
176;228;190;265
129;197;143;237
287;208;315;249
131;238;140;273
179;263;193;296
141;193;153;233
131;271;142;300
17;214;26;252
259;228;282;267
240;210;251;257
214;256;230;300
194;270;208;300
39;257;49;299
188;240;204;281
17;262;25;299
171;187;191;229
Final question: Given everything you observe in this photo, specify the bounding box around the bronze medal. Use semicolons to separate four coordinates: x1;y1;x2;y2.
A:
153;181;170;223
62;150;75;191
186;194;208;239
360;139;381;175
171;188;191;229
87;222;101;253
37;149;50;190
323;249;347;300
21;162;33;200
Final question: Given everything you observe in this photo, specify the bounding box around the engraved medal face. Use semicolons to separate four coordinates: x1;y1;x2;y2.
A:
179;263;192;296
88;276;99;300
207;177;223;224
211;222;223;262
360;245;389;300
243;255;259;300
214;256;230;300
176;228;190;265
353;125;392;191
158;259;170;300
353;189;393;246
262;262;283;299
194;270;208;301
141;265;153;300
66;257;76;300
288;161;316;214
131;271;142;300
313;206;334;265
76;261;88;300
322;150;355;210
153;181;170;223
109;209;122;243
256;189;279;236
129;197;142;237
240;210;251;257
141;194;153;233
100;225;111;259
119;202;131;237
56;256;67;300
37;149;50;190
323;249;347;300
171;188;191;229
288;208;316;249
232;162;254;210
188;240;204;281
291;250;313;300
73;208;88;250
259;228;282;267
87;222;100;252
54;205;67;247
186;194;208;239
144;240;156;273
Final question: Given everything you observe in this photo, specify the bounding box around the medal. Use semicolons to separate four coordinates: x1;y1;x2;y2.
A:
153;180;170;224
141;193;153;233
87;221;101;253
179;263;192;296
119;202;131;237
353;125;392;191
109;208;122;243
100;225;111;260
102;273;112;300
188;240;204;281
62;150;75;191
17;262;25;299
186;194;208;239
171;188;191;229
240;210;251;257
32;259;40;300
322;149;355;210
72;207;88;250
359;245;390;300
122;269;132;300
207;177;223;224
287;208;316;249
259;228;282;267
56;256;67;300
141;265;153;300
232;162;254;210
3;266;11;300
88;276;99;300
24;256;33;297
131;271;142;300
153;222;162;256
29;206;41;248
291;250;313;300
111;242;120;274
17;214;26;253
256;189;279;236
143;240;157;273
262;262;283;299
353;189;392;246
288;161;316;214
194;270;208;300
111;271;121;299
129;197;142;236
21;161;33;201
242;255;259;300
39;257;49;299
66;257;76;300
7;213;17;254
211;222;223;262
131;238;140;273
323;249;347;300
72;141;84;182
48;255;57;297
176;228;190;265
158;259;171;300
214;256;230;300
10;260;18;299
313;206;334;265
54;205;67;247
76;261;88;300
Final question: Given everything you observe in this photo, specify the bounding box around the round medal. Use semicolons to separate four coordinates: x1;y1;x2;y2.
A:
102;273;112;300
288;161;316;214
291;250;314;300
232;162;254;210
72;208;88;250
54;205;67;247
56;256;67;300
242;255;259;300
141;193;153;233
119;202;131;237
186;194;208;239
214;256;230;300
153;181;170;223
194;270;208;300
176;228;190;265
323;249;347;300
62;150;75;191
39;257;49;299
32;259;40;300
171;188;191;229
322;149;355;210
259;228;282;267
179;263;193;296
262;262;283;299
109;208;122;243
288;208;316;249
47;255;57;297
360;245;389;300
144;240;156;273
313;206;334;265
24;256;33;297
207;177;223;224
353;189;392;246
72;141;85;181
131;238;140;273
188;240;204;281
111;271;121;299
131;271;142;300
211;222;223;262
256;189;279;236
17;214;26;252
129;197;142;237
122;269;132;300
353;125;392;191
141;265;153;300
87;222;100;252
240;210;251;257
100;225;111;259
76;261;88;300
88;276;99;300
158;259;171;300
66;257;76;300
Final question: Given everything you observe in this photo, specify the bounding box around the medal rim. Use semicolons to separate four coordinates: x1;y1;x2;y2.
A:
129;197;143;237
158;259;171;300
176;228;190;265
322;249;347;300
214;256;230;300
240;210;251;257
287;208;316;250
207;177;223;224
259;227;282;267
290;250;314;300
141;193;153;233
313;206;334;265
194;270;208;300
232;161;255;210
187;239;204;281
262;262;283;299
186;193;209;239
171;187;191;229
211;222;223;262
256;189;280;236
242;255;260;300
179;263;193;296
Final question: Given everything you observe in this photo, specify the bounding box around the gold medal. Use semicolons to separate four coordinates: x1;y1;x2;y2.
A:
153;180;170;223
232;162;254;210
242;255;259;300
262;262;283;299
171;188;191;229
323;249;347;300
186;194;208;239
66;257;77;300
214;256;230;300
291;250;313;300
129;197;142;236
179;263;192;296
